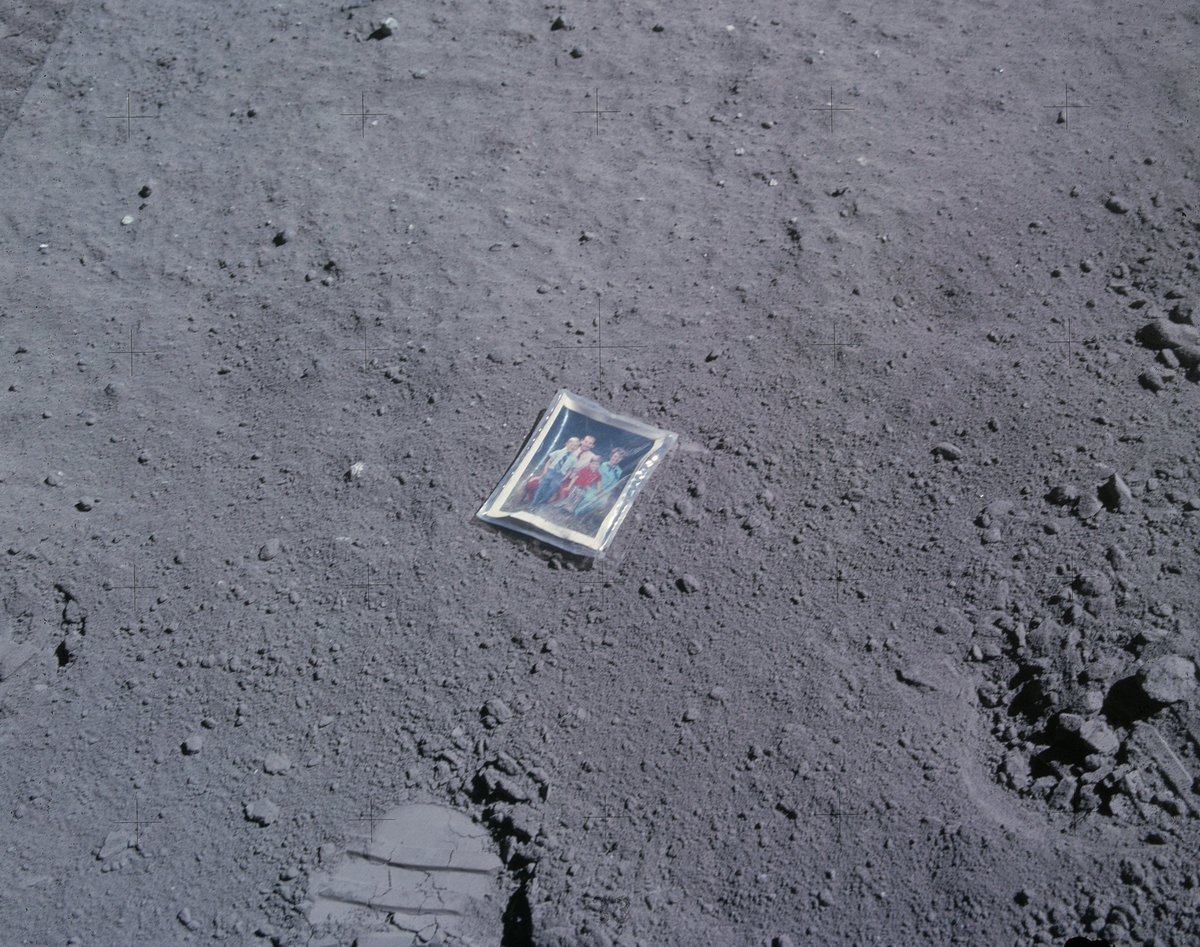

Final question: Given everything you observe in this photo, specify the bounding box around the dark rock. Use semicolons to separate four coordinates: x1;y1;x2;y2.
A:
1170;302;1194;325
1105;195;1132;214
368;16;399;40
1046;484;1080;506
1137;319;1199;352
1098;474;1132;512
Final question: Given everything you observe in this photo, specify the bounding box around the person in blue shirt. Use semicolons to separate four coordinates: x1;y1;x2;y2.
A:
530;435;594;507
573;448;626;520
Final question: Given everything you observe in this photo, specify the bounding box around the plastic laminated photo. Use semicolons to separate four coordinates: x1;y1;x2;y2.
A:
477;389;678;558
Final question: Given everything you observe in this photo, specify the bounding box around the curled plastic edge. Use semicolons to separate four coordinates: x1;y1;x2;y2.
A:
475;389;678;559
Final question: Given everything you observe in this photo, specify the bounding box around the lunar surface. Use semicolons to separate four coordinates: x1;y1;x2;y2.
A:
1;1;1198;945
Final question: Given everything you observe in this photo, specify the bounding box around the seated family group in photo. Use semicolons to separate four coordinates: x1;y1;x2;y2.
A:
522;435;627;521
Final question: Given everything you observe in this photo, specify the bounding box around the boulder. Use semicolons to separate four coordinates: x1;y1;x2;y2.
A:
1138;655;1196;705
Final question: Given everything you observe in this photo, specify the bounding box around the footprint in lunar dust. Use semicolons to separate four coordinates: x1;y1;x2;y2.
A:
958;750;1053;844
897;657;1056;843
308;802;507;946
0;1;74;144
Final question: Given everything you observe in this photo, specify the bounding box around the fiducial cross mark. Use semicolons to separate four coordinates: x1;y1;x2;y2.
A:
350;794;397;840
105;92;158;143
810;85;856;133
547;296;650;394
112;794;162;848
341;91;389;139
1042;80;1090;131
111;562;157;620
346;562;387;606
108;325;159;376
573;87;622;135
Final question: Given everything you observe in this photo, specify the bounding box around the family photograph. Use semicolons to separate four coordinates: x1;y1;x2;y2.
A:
518;431;635;530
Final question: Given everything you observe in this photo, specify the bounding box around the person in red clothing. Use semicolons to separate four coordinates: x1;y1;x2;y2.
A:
554;455;603;512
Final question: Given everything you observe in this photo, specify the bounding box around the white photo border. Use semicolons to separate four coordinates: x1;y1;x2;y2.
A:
476;389;678;557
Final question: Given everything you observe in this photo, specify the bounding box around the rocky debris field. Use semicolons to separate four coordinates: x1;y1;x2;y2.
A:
1;1;1199;946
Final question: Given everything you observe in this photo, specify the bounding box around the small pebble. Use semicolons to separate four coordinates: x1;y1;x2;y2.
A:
120;215;134;226
369;16;399;39
182;734;204;755
1138;368;1166;392
244;798;281;826
1104;195;1131;214
263;752;291;775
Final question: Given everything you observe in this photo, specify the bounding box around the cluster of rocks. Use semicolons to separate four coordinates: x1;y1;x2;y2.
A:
975;549;1198;829
1136;314;1200;389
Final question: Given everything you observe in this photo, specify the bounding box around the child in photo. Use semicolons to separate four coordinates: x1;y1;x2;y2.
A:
573;448;626;519
555;455;603;512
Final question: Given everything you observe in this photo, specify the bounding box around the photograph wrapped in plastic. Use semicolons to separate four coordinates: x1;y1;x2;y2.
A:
476;390;677;558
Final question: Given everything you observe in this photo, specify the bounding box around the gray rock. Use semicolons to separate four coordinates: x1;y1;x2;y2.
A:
1105;195;1132;214
244;799;281;826
676;574;700;593
1138;655;1197;705
1046;484;1080;506
483;697;513;723
983;499;1014;519
258;538;281;561
1138;368;1166;392
182;734;204;755
97;829;132;861
263;752;291;774
1137;319;1200;352
1073;571;1111;599
1098;474;1132;512
369;16;399;39
1175;344;1200;369
931;441;963;461
1078;718;1120;755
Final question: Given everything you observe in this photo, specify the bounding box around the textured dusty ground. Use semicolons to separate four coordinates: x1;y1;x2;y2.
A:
1;1;1199;945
